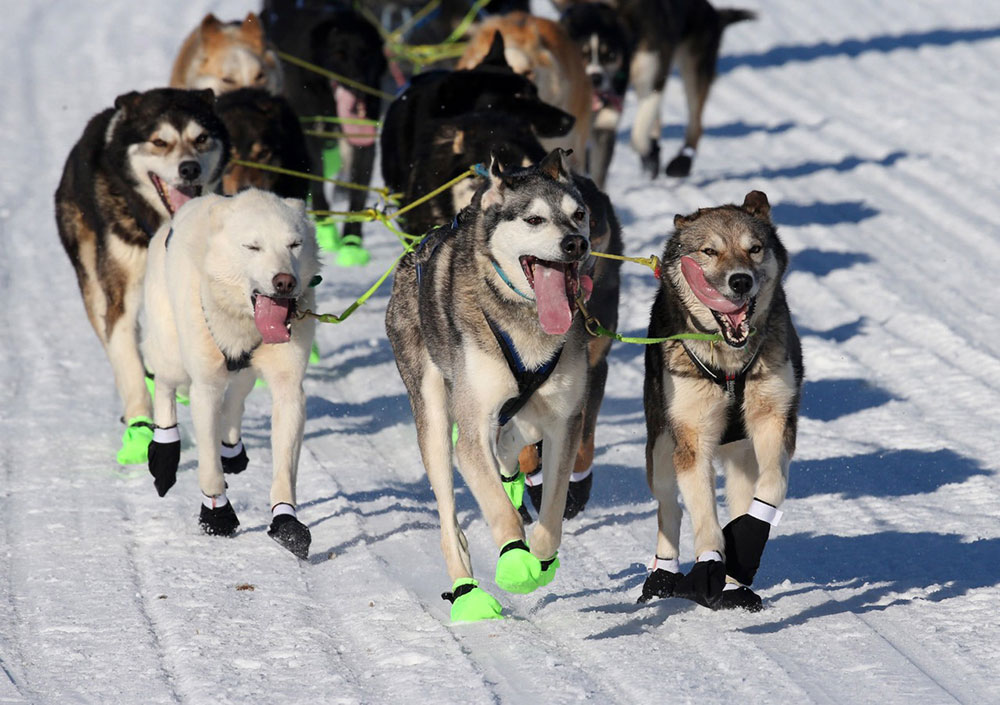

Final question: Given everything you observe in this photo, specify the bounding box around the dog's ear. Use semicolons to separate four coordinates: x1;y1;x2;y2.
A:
481;153;506;210
673;210;702;229
742;190;771;221
199;13;223;38
241;13;265;50
283;196;309;220
480;31;509;69
208;193;235;232
113;91;143;115
194;88;216;107
539;148;571;183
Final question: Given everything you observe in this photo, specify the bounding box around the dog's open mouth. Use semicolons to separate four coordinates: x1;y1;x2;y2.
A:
710;298;756;348
332;83;377;147
251;292;297;344
519;256;593;335
680;256;755;348
150;172;201;216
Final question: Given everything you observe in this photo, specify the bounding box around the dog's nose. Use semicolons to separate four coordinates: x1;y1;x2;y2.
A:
272;273;297;296
590;73;604;89
729;273;753;296
561;234;589;259
178;160;201;182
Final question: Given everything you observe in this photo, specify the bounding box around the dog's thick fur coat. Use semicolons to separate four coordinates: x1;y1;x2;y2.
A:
643;191;803;609
385;151;592;599
141;189;318;550
55;88;229;428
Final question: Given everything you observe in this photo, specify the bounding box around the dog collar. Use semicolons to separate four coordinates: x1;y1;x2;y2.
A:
491;261;534;301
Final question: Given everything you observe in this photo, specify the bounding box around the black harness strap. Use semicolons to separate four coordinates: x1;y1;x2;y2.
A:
486;315;563;427
681;342;763;446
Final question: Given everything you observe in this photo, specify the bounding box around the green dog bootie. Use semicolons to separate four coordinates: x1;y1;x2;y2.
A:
501;472;525;509
322;142;342;178
335;235;371;267
117;415;154;465
495;539;542;594
315;219;342;253
537;553;560;588
443;578;504;622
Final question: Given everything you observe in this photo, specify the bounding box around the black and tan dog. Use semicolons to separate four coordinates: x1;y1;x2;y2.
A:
215;88;311;200
55;88;229;464
639;191;803;611
558;0;753;180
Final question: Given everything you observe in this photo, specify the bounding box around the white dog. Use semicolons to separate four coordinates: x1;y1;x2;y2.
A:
141;188;319;558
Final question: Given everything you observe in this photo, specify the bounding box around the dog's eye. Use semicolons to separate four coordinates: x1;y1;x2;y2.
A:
524;215;546;226
222;77;237;85
244;244;261;252
701;248;718;257
194;133;209;146
749;244;762;255
573;209;586;222
151;138;168;148
289;241;302;250
255;72;265;83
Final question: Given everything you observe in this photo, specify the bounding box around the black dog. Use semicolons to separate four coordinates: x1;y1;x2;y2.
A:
559;0;753;180
380;32;574;234
261;1;387;245
215;88;311;200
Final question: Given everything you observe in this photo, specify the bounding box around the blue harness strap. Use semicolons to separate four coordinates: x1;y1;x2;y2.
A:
485;315;563;426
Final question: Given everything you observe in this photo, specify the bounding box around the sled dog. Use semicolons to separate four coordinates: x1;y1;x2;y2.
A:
557;0;753;179
385;150;592;621
458;12;592;172
54;88;229;463
141;189;319;558
215;88;311;200
640;191;803;611
170;13;284;95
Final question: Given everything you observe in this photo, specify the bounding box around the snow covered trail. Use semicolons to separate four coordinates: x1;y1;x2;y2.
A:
1;0;999;702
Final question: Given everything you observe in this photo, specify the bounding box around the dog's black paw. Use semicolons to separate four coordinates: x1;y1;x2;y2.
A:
220;441;249;474
525;472;543;514
268;514;311;560
199;502;240;537
723;510;772;586
563;472;593;519
717;585;763;612
665;152;693;177
640;141;661;179
673;557;727;609
517;502;534;525
637;568;682;604
147;439;180;497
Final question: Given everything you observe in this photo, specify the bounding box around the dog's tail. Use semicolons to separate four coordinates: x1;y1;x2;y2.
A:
718;8;756;28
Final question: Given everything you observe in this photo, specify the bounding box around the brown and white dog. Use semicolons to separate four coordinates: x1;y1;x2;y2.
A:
458;12;592;173
170;13;284;95
639;191;803;612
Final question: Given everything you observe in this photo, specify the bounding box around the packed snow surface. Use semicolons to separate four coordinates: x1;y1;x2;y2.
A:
1;0;998;702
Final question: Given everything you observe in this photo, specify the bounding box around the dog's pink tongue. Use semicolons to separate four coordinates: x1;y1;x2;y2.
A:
680;256;743;314
333;84;377;147
167;185;194;214
534;262;573;335
254;296;291;344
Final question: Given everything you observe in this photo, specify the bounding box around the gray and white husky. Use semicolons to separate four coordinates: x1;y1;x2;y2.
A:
385;149;593;621
640;191;803;612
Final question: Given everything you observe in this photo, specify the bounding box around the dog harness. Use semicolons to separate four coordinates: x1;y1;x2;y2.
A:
486;315;563;427
680;341;762;445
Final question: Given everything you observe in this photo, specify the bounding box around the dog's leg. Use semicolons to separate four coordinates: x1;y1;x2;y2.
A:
105;269;153;423
218;367;256;475
148;376;180;498
529;410;582;567
667;36;719;177
189;375;239;536
416;366;470;581
630;49;666;178
638;430;684;602
719;439;759;518
717;374;796;610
